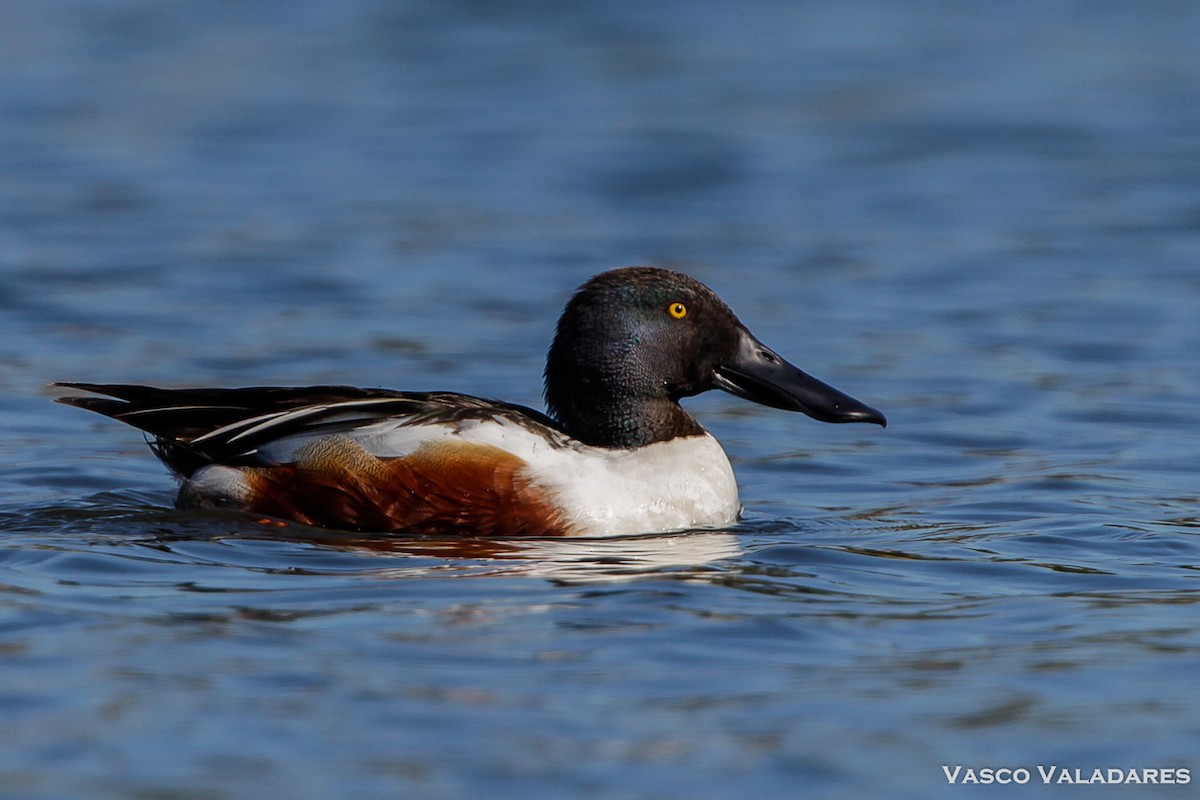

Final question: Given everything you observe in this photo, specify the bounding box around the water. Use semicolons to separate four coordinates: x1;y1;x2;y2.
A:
2;1;1199;798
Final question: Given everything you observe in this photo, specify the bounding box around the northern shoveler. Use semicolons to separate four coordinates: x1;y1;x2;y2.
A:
56;266;885;537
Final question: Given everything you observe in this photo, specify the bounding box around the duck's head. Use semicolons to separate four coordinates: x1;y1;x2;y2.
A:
545;266;886;448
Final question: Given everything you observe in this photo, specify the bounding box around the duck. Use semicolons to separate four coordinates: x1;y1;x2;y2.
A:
56;266;885;537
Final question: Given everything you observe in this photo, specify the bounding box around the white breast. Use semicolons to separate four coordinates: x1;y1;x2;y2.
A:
526;434;741;536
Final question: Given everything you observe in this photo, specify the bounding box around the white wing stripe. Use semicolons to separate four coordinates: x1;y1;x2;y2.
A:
190;398;408;446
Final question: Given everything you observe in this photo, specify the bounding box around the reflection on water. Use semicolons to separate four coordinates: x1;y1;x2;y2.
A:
335;530;745;584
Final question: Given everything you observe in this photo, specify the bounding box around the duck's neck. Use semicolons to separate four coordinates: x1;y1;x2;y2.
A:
549;393;706;449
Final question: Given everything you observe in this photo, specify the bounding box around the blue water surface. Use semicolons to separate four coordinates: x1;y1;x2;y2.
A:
2;2;1198;798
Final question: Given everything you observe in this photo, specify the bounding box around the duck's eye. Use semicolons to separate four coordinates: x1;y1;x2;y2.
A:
668;302;688;319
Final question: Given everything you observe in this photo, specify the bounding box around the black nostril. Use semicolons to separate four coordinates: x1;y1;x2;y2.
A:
757;349;778;364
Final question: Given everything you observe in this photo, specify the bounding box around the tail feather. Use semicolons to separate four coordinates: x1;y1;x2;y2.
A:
53;382;425;477
54;383;264;442
54;383;246;477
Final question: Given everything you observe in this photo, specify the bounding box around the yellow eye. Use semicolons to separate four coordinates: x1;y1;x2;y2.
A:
668;302;688;319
